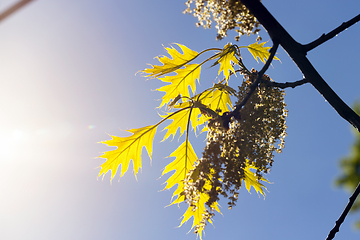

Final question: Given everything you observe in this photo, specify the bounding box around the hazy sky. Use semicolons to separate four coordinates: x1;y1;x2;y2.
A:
1;1;360;240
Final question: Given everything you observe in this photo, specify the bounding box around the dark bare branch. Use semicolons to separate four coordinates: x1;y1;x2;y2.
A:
239;1;360;239
0;0;35;22
221;42;279;125
304;14;360;52
326;182;360;240
241;0;360;133
261;78;309;89
234;42;279;110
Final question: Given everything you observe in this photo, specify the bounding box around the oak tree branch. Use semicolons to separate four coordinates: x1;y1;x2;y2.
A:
326;181;360;240
0;0;35;22
261;78;310;89
221;42;279;127
240;1;360;239
241;0;360;133
304;13;360;52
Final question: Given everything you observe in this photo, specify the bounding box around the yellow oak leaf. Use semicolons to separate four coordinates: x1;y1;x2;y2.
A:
194;83;234;130
142;43;199;78
216;43;239;80
201;88;233;113
161;140;221;239
179;169;221;240
179;191;221;240
246;41;280;63
98;125;157;181
161;140;197;200
160;106;202;142
243;162;269;197
156;63;201;108
212;88;233;112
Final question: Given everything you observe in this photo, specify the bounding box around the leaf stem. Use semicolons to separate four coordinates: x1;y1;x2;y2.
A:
185;105;194;179
105;107;191;165
157;107;192;127
171;47;234;92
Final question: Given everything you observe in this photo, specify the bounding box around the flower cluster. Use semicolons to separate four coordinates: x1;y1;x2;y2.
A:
184;75;287;210
183;0;261;41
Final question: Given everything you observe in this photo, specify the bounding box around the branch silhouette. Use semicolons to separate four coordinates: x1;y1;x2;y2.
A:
261;78;309;89
242;0;360;133
0;0;35;22
304;13;360;52
241;1;360;239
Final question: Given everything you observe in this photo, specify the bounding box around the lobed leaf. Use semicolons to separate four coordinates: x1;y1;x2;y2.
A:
161;140;197;201
142;43;199;78
195;83;235;130
179;191;221;240
201;88;233;113
161;140;221;239
243;162;269;197
214;43;239;80
156;63;201;108
161;105;202;142
98;125;157;181
246;42;280;63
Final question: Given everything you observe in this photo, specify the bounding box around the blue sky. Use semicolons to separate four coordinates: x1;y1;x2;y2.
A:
1;0;360;239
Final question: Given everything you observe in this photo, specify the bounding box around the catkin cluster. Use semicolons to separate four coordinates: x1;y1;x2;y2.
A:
185;75;287;211
183;0;261;41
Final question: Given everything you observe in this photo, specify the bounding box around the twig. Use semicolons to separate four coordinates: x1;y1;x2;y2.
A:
241;0;360;133
0;0;35;22
261;78;309;89
326;181;360;240
234;42;279;111
221;41;279;125
239;1;360;239
304;14;360;52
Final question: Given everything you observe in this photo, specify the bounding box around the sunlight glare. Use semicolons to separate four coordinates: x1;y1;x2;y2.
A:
12;129;24;140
